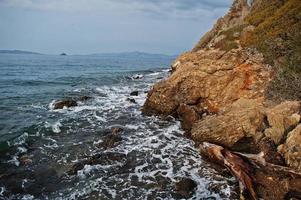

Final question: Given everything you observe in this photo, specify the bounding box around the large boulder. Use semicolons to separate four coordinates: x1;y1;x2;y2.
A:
143;48;271;116
53;99;77;110
264;101;300;144
191;98;265;147
278;124;301;172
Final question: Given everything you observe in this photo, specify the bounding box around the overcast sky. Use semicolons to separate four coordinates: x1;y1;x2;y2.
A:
0;0;231;55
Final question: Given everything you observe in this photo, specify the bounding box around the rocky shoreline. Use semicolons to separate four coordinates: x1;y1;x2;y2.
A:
143;0;301;199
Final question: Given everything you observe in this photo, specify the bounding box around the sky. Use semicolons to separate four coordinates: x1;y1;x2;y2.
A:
0;0;231;55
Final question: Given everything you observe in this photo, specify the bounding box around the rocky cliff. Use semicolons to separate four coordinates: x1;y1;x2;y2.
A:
143;0;301;198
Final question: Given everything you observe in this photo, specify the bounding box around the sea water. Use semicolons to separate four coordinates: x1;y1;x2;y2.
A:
0;53;237;199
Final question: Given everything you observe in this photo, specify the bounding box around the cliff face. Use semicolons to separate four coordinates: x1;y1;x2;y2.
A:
143;0;301;192
143;0;272;116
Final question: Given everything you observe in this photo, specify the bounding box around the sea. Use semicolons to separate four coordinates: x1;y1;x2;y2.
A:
0;53;237;199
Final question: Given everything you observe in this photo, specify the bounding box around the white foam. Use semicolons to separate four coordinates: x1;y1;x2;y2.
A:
21;194;35;200
125;124;139;130
21;179;28;189
77;164;101;179
147;72;160;76
94;112;107;122
7;155;20;166
161;68;170;72
0;187;5;196
43;141;59;149
52;121;62;133
132;74;144;79
48;100;56;110
17;146;28;154
12;132;28;146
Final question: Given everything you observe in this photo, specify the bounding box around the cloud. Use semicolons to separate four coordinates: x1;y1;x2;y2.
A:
0;0;231;19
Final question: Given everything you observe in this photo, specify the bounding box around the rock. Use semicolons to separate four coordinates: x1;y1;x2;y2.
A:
143;48;271;116
111;127;123;133
191;98;265;147
19;155;33;166
130;91;139;96
78;96;92;101
264;101;300;144
127;98;136;104
200;142;301;200
53;99;77;110
177;104;200;132
174;178;197;198
97;127;123;149
257;137;284;165
278;124;301;172
132;74;144;79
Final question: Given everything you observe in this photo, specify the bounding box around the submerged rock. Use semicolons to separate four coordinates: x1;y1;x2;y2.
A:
53;99;77;110
19;155;33;166
132;74;144;79
127;98;136;104
174;178;197;198
78;96;92;102
96;127;123;149
130;91;139;96
52;96;92;110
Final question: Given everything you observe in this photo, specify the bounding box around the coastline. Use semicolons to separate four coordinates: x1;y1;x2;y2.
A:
143;0;301;199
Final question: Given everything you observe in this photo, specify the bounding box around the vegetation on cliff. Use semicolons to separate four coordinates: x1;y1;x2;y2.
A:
243;0;301;100
193;0;301;100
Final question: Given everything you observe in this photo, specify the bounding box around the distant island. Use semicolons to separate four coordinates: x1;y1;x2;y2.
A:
0;50;42;55
90;51;177;59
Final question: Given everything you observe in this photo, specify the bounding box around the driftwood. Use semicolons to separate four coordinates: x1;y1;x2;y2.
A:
199;142;301;200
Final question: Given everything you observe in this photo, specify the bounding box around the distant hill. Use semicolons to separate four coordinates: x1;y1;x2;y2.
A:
0;50;177;59
90;51;177;59
0;50;42;55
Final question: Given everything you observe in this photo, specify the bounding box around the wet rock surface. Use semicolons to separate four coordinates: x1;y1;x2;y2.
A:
174;178;197;198
130;91;139;96
96;127;123;149
53;99;78;109
126;98;136;104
